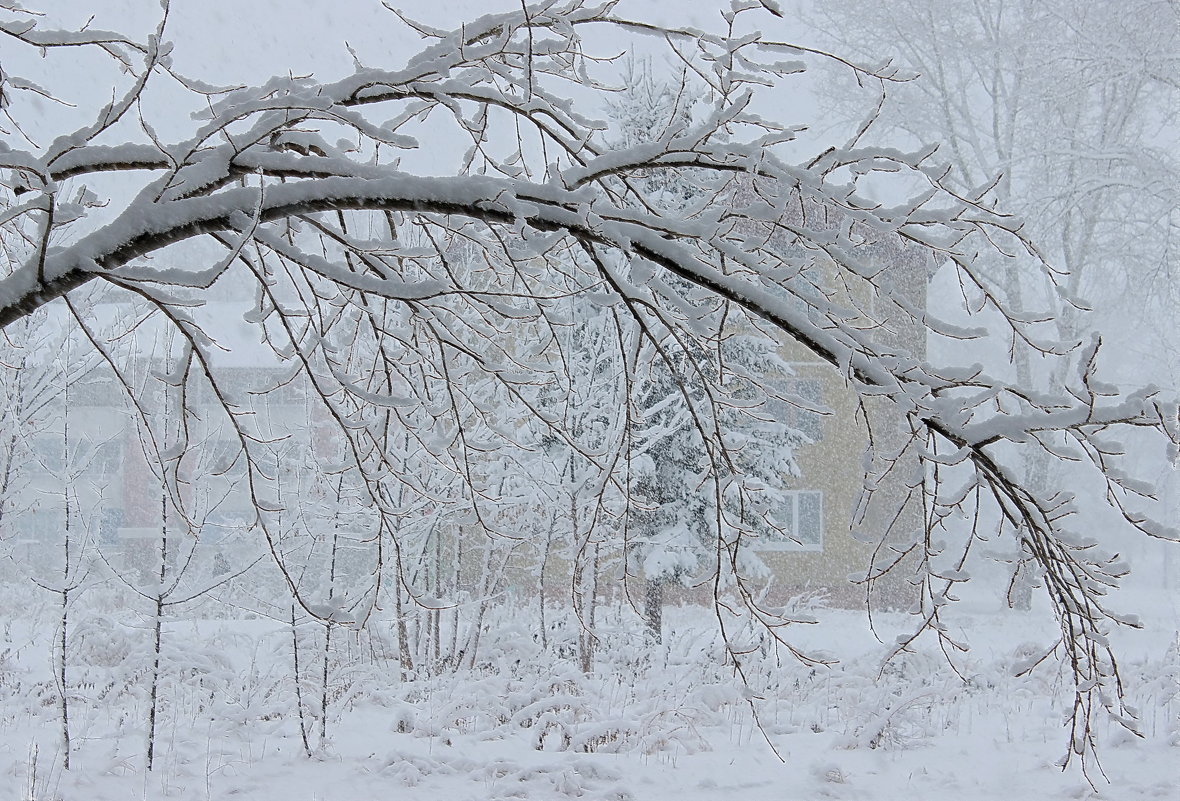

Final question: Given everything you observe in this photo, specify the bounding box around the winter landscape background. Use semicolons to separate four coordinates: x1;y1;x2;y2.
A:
0;1;1176;799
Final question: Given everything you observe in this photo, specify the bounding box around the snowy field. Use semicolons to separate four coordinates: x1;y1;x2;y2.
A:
3;586;1176;801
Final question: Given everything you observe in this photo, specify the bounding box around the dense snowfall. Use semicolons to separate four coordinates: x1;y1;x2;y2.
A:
0;1;1176;799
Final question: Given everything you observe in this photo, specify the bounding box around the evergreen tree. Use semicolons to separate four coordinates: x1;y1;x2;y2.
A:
607;62;803;642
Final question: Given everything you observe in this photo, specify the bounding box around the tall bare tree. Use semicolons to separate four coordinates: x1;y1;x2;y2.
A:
808;0;1180;616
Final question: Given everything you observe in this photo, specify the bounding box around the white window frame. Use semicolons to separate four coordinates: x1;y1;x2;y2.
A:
768;378;825;444
758;490;823;551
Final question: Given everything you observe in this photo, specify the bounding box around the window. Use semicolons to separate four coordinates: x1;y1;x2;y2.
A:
98;508;123;545
31;436;121;476
22;509;63;542
768;378;824;443
31;436;64;475
205;439;243;473
74;379;124;408
83;441;122;476
761;490;823;551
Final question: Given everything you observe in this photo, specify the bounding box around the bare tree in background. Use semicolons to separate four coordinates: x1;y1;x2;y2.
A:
0;0;1176;771
808;0;1180;617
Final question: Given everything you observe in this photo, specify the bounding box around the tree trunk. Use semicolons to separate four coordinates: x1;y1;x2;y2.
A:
538;521;554;651
394;581;413;681
644;578;664;645
290;605;312;757
578;543;599;673
58;399;71;771
58;584;70;772
146;489;169;772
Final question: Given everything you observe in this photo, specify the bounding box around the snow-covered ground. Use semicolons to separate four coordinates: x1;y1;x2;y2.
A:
3;586;1176;801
